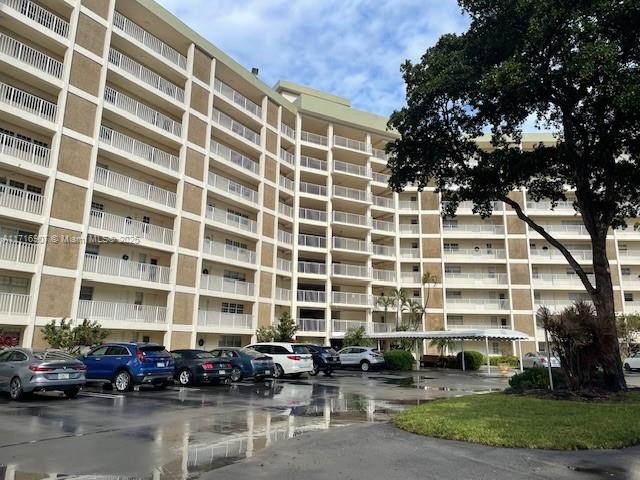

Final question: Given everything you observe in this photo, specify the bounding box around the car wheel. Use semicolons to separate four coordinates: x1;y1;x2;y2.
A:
9;376;23;401
178;368;193;386
309;362;320;376
64;387;80;399
114;370;132;392
360;360;371;372
624;363;631;372
230;367;243;382
273;364;284;378
323;369;333;376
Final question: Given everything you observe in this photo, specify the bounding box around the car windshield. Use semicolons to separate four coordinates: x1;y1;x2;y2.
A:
292;345;310;354
194;352;214;359
139;345;166;352
321;347;337;355
240;348;262;357
33;350;76;361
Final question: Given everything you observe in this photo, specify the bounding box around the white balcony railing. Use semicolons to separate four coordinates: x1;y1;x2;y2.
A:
214;78;261;117
532;273;595;286
297;289;326;303
372;219;394;232
299;207;327;222
0;33;63;78
447;298;510;310
399;223;420;234
448;324;509;331
536;224;589;235
333;135;371;153
78;300;167;324
399;200;419;210
333;236;370;252
400;272;422;284
205;206;257;234
372;172;390;184
94;167;176;208
279;175;294;191
530;248;592;261
526;200;575;211
1;0;70;38
332;319;366;332
373;269;396;282
212;108;260;145
0;238;37;264
373;195;394;209
333;185;370;202
399;247;420;258
534;299;591;312
301;130;328;146
108;49;184;102
203;239;256;264
298;261;326;275
443;223;504;234
277;257;292;272
0;131;50;167
280;148;295;165
280;122;295;140
277;229;292;244
0;292;29;314
443;247;507;259
0;184;43;215
99;126;180;172
298;318;325;332
103;87;182;137
298;234;326;248
83;254;170;284
89;210;174;245
299;181;326;196
278;202;293;218
197;310;252;329
332;263;369;278
112;12;187;69
445;272;509;285
333;159;370;177
200;274;254;297
372;148;388;160
208;172;258;204
210;140;259;175
275;287;291;302
0;82;56;122
372;244;395;257
332;211;370;227
300;155;327;171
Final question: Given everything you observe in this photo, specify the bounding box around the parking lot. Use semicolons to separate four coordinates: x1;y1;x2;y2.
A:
0;369;509;479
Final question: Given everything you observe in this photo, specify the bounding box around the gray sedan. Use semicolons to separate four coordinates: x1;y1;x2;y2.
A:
0;348;86;400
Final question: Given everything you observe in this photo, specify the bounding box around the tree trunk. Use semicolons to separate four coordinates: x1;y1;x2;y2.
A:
591;236;627;391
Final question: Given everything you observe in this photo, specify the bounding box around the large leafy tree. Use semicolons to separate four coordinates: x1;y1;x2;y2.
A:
42;318;109;354
387;0;639;391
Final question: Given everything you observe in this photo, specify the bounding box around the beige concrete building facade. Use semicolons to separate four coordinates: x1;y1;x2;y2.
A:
0;0;635;354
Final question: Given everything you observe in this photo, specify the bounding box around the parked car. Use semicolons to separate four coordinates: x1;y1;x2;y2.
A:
297;344;340;376
210;347;274;382
337;346;385;372
623;352;640;372
521;351;561;369
0;348;86;400
170;349;232;386
245;342;313;378
81;343;174;392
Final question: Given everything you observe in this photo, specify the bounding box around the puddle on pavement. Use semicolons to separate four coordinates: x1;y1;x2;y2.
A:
379;376;501;393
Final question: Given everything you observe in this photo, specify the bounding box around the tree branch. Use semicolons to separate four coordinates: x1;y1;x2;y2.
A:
500;195;596;296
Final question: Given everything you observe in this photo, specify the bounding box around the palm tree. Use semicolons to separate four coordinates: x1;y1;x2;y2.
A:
391;288;408;327
429;337;456;360
421;272;438;311
407;299;425;330
376;293;395;325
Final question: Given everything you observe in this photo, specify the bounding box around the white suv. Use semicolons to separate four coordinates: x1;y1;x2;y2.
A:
245;342;313;378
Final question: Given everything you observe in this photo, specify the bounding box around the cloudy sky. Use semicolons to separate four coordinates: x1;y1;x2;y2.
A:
156;0;468;117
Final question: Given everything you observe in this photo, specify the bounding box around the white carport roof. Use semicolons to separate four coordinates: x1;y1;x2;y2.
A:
366;328;529;341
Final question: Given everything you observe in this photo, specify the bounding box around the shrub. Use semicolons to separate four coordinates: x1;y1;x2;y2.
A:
509;367;568;390
384;350;415;370
343;326;372;347
455;351;485;371
489;355;519;367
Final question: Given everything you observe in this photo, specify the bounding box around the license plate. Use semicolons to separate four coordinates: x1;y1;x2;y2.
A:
58;373;69;380
157;362;165;367
219;370;226;375
264;370;270;375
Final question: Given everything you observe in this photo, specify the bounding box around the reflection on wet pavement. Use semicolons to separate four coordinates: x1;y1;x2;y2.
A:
0;370;509;479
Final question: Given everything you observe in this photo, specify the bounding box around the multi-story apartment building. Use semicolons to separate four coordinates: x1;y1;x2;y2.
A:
0;0;636;355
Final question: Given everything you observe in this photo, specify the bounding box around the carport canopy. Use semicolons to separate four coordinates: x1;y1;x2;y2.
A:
366;328;529;373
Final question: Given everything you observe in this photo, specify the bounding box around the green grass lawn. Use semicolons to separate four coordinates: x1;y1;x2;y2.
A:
394;391;640;450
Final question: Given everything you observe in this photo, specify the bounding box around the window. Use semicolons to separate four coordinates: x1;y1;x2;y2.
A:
85;244;100;256
446;291;462;298
227;208;248;220
79;286;94;301
8;351;27;362
221;303;244;314
26;185;41;195
448;315;463;325
445;265;461;274
492;342;500;355
88;345;109;356
443;218;458;229
443;243;459;252
91;202;104;211
225;239;247;250
0;276;29;294
624;292;634;302
224;270;246;282
412;265;419;272
107;346;129;356
134;292;144;305
219;335;242;347
621;268;631;277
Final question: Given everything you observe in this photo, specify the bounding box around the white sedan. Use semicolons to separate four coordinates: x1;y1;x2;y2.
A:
521;351;561;369
623;353;640;372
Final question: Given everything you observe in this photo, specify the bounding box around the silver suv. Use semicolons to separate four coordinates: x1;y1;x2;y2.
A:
337;346;385;372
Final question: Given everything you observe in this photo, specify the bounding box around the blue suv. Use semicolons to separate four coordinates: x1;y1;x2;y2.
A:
81;343;174;392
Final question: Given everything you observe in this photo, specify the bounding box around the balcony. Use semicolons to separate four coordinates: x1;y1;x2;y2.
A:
203;239;256;265
0;184;44;215
2;0;70;38
532;273;595;286
83;254;171;285
212;108;260;146
0;238;37;265
443;223;504;234
276;257;292;272
108;49;185;103
400;272;422;284
332;211;370;227
299;181;326;196
445;272;509;286
275;287;291;302
399;200;418;210
373;195;394;209
208;172;258;205
443;200;503;212
529;248;592;261
373;269;396;282
372;148;388;160
205;206;257;234
210;140;259;175
112;12;187;70
0;82;57;122
333;236;370;253
298;233;326;248
333;135;371;153
333;159;370;178
0;33;63;78
399;247;420;258
78;300;167;324
535;224;589;236
104;87;182;137
300;155;327;171
0;131;50;167
301;130;328;146
332;263;370;278
443;247;506;260
213;78;261;118
534;299;589;312
89;210;174;246
372;244;395;257
280;122;295;140
277;229;292;244
280;148;294;165
372;219;394;232
624;302;640;313
399;223;419;235
527;200;575;212
276;176;293;193
278;202;293;218
298;318;325;332
99;126;180;173
447;323;509;331
332;319;366;333
333;185;370;202
200;274;255;297
299;207;327;222
94;167;176;209
297;289;326;303
0;291;29;315
197;310;252;330
298;261;326;275
447;298;510;311
372;172;390;184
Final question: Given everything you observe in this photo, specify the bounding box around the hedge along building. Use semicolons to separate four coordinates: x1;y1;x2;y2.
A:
0;0;635;355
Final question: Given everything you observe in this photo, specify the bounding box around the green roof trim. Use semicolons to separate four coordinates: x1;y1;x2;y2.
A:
274;80;351;107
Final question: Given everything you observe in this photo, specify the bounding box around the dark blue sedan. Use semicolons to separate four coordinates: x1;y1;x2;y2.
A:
210;347;274;382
